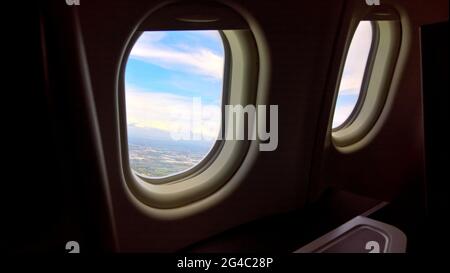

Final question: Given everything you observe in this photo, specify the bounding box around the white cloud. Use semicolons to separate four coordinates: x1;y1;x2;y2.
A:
332;22;373;128
140;31;166;42
338;21;372;95
125;88;221;140
196;31;223;42
332;105;355;128
129;31;224;80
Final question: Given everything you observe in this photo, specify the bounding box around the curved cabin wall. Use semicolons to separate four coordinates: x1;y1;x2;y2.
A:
77;0;448;252
79;0;345;252
316;0;448;202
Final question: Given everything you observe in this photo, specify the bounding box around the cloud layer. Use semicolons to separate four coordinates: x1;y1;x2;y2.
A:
333;21;372;127
338;21;372;95
126;89;221;140
125;31;224;141
130;31;224;80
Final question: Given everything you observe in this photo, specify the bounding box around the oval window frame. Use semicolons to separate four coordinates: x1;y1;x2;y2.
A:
332;21;380;131
117;1;266;210
123;30;231;185
332;9;402;150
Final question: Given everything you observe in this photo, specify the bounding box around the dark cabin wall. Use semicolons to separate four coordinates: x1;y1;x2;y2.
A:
319;0;448;202
77;0;346;251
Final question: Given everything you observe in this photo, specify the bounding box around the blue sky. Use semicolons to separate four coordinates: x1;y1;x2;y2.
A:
333;21;372;128
124;23;372;139
125;31;224;141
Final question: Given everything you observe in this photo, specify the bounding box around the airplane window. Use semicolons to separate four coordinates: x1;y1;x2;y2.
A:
124;30;225;180
333;21;373;129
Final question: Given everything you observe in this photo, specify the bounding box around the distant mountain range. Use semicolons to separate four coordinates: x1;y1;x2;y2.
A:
127;124;214;150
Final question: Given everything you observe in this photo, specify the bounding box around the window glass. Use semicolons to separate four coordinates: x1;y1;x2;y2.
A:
125;31;225;179
333;21;373;128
